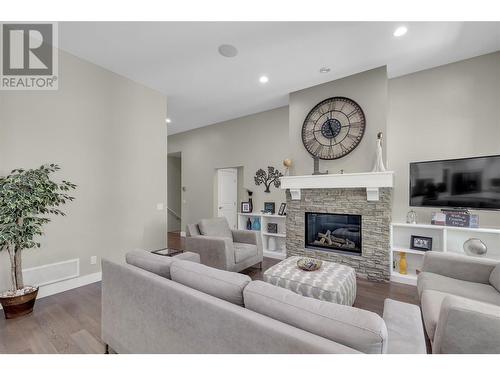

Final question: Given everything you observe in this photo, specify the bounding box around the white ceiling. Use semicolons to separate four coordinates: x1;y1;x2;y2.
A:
59;22;500;135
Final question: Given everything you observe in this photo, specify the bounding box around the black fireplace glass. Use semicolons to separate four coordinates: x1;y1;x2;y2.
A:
305;212;362;254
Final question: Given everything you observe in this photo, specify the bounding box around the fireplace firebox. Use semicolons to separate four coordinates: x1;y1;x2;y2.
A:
305;212;362;254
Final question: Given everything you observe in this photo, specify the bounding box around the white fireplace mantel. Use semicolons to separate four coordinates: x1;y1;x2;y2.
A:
280;171;394;201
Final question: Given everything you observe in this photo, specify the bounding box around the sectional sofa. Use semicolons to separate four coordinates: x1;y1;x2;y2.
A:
101;249;426;354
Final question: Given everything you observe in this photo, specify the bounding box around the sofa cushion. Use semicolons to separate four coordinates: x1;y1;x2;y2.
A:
418;272;500;306
421;289;449;341
125;249;174;279
234;242;258;263
198;217;233;239
170;260;251;306
243;280;388;354
490;264;500;292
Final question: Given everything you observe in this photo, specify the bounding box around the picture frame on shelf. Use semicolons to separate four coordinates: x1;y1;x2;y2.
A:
264;202;275;214
267;223;278;233
241;201;251;213
410;235;433;251
278;202;287;216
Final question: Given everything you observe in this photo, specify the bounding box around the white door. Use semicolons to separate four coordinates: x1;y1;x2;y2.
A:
217;168;238;229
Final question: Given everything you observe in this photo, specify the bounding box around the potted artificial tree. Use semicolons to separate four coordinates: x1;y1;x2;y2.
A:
0;164;76;319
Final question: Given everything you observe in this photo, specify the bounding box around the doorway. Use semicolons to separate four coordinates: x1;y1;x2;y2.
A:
167;152;182;233
216;168;238;229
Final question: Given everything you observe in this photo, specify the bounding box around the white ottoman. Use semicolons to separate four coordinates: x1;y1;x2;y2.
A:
263;256;357;306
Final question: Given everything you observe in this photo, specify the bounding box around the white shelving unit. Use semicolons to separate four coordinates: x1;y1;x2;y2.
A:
390;222;500;285
237;213;286;260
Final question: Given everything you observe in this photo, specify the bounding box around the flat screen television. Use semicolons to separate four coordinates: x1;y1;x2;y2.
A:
409;155;500;210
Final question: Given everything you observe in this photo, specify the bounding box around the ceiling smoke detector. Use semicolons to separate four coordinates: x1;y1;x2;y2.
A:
218;44;238;58
319;67;331;73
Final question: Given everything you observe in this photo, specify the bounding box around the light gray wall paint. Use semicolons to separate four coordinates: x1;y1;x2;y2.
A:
167;155;182;232
0;49;167;291
168;107;288;230
289;66;388;176
388;51;500;227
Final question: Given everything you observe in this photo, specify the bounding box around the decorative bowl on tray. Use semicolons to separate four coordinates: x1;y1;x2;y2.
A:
297;257;322;271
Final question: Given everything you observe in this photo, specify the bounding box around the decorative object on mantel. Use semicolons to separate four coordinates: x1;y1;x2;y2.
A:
254;166;283;193
247;189;254;212
0;164;77;319
463;238;487;257
371;132;386;172
406;210;417;224
398;253;408;275
297;257;322;271
241;201;251;213
246;217;252;230
410;235;433;251
264;202;275;214
301;96;366;160
282;159;292;176
312;156;328;175
278;202;287;216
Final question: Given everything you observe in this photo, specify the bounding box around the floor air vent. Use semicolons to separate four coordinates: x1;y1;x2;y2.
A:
23;259;80;287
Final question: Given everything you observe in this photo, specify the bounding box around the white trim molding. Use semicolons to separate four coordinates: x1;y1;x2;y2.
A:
0;272;102;310
280;171;394;201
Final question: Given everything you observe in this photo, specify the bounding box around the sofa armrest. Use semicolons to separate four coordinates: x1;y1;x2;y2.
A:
421;252;498;284
185;236;234;270
232;229;257;245
232;230;263;258
433;295;500;353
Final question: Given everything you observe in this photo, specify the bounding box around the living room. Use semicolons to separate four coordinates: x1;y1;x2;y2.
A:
1;0;500;371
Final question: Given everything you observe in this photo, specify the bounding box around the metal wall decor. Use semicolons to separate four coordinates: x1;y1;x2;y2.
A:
254;166;283;193
302;97;366;160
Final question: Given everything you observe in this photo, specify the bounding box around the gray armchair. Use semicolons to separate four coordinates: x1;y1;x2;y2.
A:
185;217;263;272
418;252;500;353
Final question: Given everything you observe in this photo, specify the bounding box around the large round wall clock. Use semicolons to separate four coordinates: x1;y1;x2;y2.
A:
301;96;366;160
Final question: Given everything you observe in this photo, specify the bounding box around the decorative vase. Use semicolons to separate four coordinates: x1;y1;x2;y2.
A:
246;217;252;230
248;197;253;212
268;236;276;251
463;238;487;257
399;253;408;275
252;217;261;231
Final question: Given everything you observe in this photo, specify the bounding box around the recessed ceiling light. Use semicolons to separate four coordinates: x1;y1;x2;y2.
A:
393;26;408;37
165;118;171;123
319;67;331;73
218;44;238;58
259;75;269;84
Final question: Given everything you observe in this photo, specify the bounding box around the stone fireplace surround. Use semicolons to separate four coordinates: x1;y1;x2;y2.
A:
281;172;393;281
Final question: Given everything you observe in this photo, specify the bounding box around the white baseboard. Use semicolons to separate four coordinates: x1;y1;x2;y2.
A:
180;231;186;237
0;271;102;310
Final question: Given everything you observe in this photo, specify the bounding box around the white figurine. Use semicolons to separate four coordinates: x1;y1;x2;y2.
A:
372;132;386;172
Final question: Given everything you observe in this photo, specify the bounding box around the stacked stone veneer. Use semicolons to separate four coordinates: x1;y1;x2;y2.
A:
286;187;392;281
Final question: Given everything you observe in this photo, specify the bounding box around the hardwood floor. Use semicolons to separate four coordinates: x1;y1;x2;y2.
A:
0;232;419;354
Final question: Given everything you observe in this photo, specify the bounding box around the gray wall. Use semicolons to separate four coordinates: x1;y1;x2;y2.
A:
168;107;289;230
289;66;388;175
388;51;500;227
0;49;167;291
167;155;182;232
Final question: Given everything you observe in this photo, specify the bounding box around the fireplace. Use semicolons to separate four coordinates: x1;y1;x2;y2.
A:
305;212;362;255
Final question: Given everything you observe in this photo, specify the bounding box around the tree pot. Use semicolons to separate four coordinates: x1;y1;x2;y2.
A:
0;287;38;319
